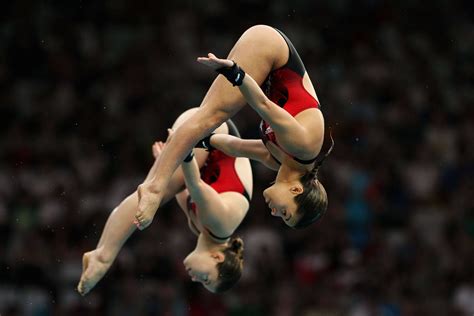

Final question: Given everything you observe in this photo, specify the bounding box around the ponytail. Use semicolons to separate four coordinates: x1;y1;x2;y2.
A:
230;238;244;259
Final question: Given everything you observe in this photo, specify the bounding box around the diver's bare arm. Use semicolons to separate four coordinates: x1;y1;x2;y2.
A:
210;134;279;170
180;156;246;233
238;75;319;158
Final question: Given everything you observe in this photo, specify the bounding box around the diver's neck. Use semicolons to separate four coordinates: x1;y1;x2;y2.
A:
195;233;225;252
276;163;305;183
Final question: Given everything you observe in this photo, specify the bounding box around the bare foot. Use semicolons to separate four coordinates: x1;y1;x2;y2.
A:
77;250;112;296
135;183;161;230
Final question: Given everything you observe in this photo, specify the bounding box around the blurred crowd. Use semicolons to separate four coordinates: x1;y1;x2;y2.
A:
1;0;473;315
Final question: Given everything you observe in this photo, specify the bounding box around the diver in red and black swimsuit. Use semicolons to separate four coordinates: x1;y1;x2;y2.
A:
78;108;252;296
171;118;252;294
193;26;334;230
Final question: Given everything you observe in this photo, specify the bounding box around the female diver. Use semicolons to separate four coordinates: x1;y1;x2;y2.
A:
78;108;252;294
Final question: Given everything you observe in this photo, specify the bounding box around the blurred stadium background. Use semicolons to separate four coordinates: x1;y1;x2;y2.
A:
0;0;473;315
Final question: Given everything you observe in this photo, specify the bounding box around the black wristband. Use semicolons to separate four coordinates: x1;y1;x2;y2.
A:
216;61;245;86
195;133;215;151
183;151;194;163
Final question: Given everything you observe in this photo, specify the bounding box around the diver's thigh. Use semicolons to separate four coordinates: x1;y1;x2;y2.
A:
198;25;288;117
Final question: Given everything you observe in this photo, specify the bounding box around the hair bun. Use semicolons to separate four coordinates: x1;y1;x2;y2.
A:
230;237;244;255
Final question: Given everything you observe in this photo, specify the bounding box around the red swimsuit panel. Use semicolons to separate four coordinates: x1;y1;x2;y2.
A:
186;150;249;240
259;28;320;163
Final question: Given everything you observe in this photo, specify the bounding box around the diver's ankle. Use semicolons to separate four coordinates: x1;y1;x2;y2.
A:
94;247;115;265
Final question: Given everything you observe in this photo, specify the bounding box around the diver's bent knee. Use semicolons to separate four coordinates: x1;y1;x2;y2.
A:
172;107;200;129
243;24;275;36
235;24;286;67
241;25;281;43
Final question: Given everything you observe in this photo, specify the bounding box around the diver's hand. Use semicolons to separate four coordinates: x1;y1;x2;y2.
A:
152;141;166;159
197;53;234;70
152;129;175;159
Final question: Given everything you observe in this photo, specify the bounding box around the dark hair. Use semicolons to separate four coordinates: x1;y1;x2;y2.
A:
293;133;334;229
215;237;244;293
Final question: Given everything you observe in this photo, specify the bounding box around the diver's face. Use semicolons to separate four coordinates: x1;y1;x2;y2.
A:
183;251;224;293
263;180;303;227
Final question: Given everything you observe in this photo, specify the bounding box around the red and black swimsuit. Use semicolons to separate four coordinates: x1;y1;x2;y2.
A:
260;28;321;165
187;122;250;241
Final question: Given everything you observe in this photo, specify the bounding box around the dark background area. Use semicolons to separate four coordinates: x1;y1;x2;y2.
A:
0;0;473;315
